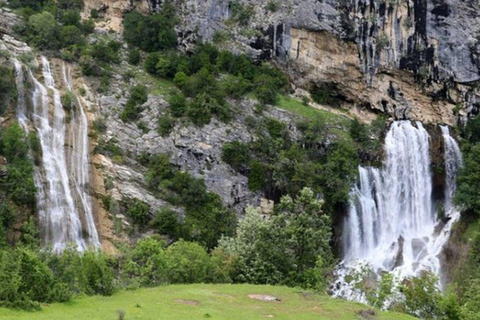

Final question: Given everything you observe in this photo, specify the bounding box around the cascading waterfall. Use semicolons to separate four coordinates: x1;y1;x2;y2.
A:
441;125;463;214
334;121;463;301
62;63;100;249
13;57;100;252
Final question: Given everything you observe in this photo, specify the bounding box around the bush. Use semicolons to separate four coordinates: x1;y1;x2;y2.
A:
166;240;213;283
158;115;174;137
168;91;187;117
0;67;17;116
145;154;174;191
173;72;189;89
144;52;161;74
79;251;116;296
310;83;342;107
121;85;148;122
123;7;178;52
0;123;36;206
151;208;180;239
90;40;121;64
120;237;167;288
221;141;250;172
59;25;83;48
254;74;279;105
128;49;141;65
125;199;151;227
26;11;59;50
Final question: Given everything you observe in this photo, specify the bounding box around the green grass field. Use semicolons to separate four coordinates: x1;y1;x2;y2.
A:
0;284;416;320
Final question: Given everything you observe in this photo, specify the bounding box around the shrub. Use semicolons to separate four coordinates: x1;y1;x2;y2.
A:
26;11;59;50
166;240;212;283
151;208;180;239
254;74;278;105
144;52;161;74
120;237;167;287
168;91;187;117
145;154;174;191
158;115;174;137
60;25;83;47
79;251;116;296
61;91;76;110
310;83;342;107
0;67;16;116
221;141;250;172
173;72;189;89
266;0;278;12
123;7;178;52
90;40;121;64
128;49;141;65
121;85;148;122
125;199;151;227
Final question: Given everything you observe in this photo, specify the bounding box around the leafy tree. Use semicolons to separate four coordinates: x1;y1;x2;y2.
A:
123;5;178;52
120;237;167;288
399;273;444;319
26;11;59;49
456;144;480;213
166;240;212;283
219;188;333;289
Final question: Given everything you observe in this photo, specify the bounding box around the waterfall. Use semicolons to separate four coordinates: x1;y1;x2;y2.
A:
441;125;463;214
13;57;100;252
334;121;463;301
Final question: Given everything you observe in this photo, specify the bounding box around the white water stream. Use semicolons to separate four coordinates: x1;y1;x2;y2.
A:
334;121;462;302
13;57;100;252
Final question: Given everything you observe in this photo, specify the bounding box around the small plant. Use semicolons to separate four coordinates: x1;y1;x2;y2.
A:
266;0;278;12
128;49;141;65
403;16;413;29
376;33;390;51
90;8;99;19
302;95;310;106
116;309;126;320
453;103;462;115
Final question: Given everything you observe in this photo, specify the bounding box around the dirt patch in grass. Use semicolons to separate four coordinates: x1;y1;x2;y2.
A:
356;309;377;319
248;295;281;302
174;299;200;306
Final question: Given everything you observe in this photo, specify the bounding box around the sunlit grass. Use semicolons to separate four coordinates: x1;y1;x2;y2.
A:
0;284;416;320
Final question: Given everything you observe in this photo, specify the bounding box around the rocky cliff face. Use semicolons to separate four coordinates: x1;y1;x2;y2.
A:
82;0;480;124
2;0;479;247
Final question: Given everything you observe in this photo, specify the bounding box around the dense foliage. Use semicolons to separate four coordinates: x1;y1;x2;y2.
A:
143;154;236;250
0;66;17;116
222;117;363;212
0;123;36;247
218;188;333;289
123;5;178;52
143;43;288;126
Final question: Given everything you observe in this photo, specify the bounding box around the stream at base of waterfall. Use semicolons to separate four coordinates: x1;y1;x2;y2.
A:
333;121;463;303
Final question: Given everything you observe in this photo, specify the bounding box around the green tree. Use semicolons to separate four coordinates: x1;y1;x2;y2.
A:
456;144;480;213
27;12;59;49
166;240;212;283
